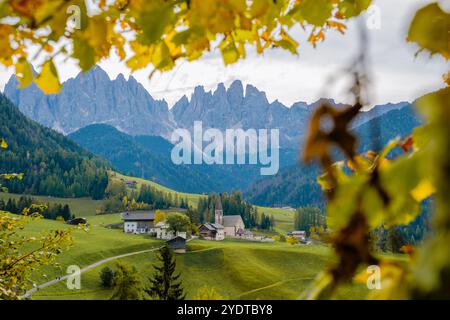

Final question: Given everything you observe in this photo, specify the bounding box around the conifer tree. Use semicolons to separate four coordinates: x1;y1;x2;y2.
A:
145;246;185;300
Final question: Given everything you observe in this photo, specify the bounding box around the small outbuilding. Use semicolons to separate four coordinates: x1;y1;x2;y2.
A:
166;236;186;254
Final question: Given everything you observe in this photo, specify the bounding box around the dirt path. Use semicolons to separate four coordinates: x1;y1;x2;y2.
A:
22;246;163;299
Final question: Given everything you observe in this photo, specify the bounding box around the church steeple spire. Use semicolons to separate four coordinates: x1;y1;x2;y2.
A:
214;196;223;225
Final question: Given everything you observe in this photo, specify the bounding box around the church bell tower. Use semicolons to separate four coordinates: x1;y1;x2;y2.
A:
214;196;223;225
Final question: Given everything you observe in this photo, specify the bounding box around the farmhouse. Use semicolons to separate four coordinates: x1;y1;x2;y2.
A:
122;211;155;234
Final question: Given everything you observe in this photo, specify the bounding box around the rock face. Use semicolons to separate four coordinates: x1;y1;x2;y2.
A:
4;66;177;137
4;66;411;149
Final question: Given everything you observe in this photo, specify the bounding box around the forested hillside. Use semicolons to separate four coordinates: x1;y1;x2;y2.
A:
0;94;108;198
69;124;298;193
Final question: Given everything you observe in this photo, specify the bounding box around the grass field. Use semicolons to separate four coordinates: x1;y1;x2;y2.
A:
2;173;334;300
24;213;368;300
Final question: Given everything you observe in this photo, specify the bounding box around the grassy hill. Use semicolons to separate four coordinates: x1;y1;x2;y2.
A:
111;172;296;233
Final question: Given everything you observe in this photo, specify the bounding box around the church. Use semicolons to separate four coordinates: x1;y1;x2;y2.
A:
198;197;246;240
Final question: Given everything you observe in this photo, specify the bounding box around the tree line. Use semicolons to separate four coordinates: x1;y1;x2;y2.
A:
0;196;74;221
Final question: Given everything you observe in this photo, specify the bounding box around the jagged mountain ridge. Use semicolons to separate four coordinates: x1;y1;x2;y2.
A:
4;66;411;149
4;66;176;137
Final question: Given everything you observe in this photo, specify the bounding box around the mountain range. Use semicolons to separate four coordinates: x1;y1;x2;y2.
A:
2;66;421;205
4;66;410;149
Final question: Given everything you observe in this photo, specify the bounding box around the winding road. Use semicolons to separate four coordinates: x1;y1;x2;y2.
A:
22;246;163;299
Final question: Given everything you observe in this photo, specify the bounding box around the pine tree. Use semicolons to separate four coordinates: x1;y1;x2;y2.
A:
145;246;185;300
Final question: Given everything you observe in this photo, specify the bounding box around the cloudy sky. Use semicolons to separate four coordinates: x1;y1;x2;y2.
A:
0;0;448;107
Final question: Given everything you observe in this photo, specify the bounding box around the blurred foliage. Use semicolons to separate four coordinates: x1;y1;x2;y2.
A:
1;0;449;300
0;0;371;93
0;139;72;300
301;1;449;299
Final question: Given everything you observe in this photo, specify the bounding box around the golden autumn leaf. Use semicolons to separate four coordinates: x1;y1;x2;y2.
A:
34;60;61;94
220;40;240;65
0;138;7;149
411;179;435;202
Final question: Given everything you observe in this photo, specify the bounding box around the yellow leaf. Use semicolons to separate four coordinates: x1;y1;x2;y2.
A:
221;41;239;65
34;60;61;94
15;58;33;88
411;179;435;202
1;138;7;149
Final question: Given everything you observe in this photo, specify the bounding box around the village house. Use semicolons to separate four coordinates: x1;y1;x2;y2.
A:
198;222;225;241
122;211;155;234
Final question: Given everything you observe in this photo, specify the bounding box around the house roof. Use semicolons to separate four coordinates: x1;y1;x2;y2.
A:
200;223;224;230
223;215;243;227
167;236;186;249
121;211;155;221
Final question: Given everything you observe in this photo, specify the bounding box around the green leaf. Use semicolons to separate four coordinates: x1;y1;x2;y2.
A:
407;3;450;59
73;35;96;71
136;3;176;45
338;0;372;19
296;0;333;26
15;58;33;88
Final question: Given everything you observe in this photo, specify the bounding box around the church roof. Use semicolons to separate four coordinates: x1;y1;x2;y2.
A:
223;215;244;227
